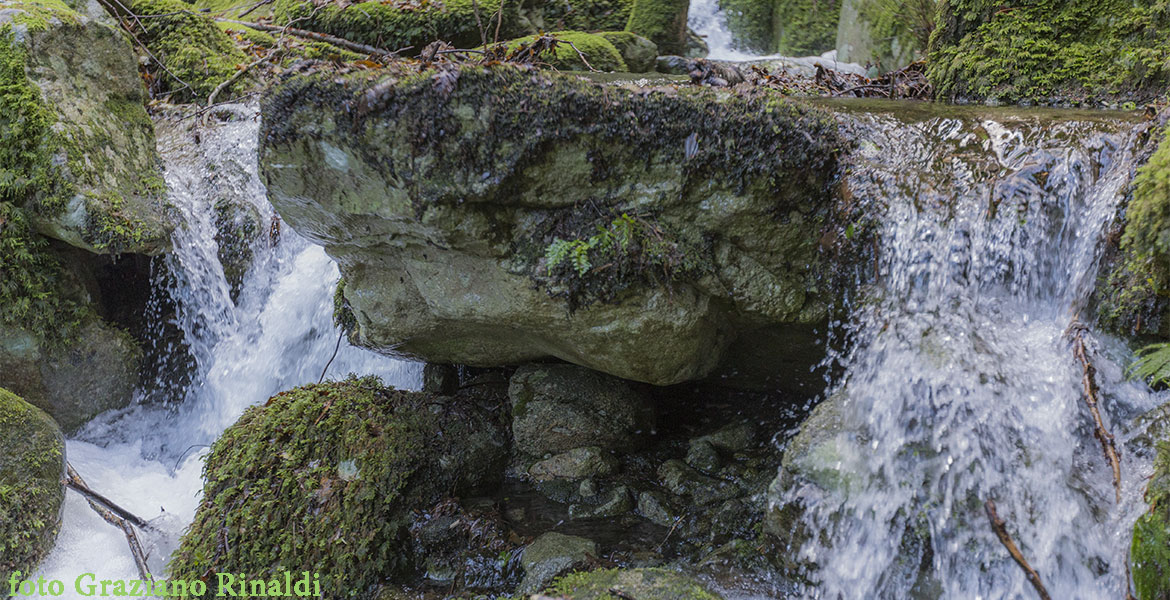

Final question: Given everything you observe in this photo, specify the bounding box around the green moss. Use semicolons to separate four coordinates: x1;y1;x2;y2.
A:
504;30;628;71
928;0;1170;104
852;0;933;68
0;386;65;575
1132;440;1170;600
272;0;523;55
595;30;656;71
216;21;366;62
0;202;87;342
0;25;69;214
546;568;723;600
718;0;773;54
333;277;357;336
772;0;840;56
128;0;250;102
167;376;506;598
530;0;636;32
623;0;687;54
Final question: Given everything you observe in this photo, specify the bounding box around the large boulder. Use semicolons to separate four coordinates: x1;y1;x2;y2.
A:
261;64;843;385
928;0;1170;105
0;387;66;576
166;376;510;596
1;0;172;254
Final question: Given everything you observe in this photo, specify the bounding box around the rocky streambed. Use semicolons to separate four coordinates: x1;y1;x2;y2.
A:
3;0;1170;599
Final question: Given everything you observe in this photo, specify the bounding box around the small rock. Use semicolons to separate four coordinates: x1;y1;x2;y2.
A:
658;459;742;506
696;421;758;453
656;55;692;75
529;446;620;481
519;532;598;594
637;490;679;528
685;439;721;472
570;485;633;519
578;478;599;498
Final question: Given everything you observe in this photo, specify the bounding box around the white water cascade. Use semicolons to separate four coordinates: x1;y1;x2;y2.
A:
33;104;420;593
779;107;1164;598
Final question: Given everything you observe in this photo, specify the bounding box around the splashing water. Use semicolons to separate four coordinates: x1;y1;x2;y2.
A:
687;0;761;61
778;105;1162;599
34;104;420;591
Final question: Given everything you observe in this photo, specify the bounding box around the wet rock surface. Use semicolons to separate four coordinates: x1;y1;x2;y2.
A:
0;387;66;575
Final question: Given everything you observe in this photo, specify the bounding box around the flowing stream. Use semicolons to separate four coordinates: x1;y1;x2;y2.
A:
779;103;1163;598
34;104;419;593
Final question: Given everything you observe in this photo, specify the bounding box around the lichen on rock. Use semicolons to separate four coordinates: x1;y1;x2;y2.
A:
0;386;66;576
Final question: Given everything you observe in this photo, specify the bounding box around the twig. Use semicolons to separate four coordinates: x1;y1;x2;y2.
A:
208;52;271;106
66;464;152;581
64;463;157;532
563;40;597;72
238;0;273;18
469;0;487;50
215;18;404;58
1067;321;1123;502
984;499;1051;600
656;516;681;552
318;329;344;384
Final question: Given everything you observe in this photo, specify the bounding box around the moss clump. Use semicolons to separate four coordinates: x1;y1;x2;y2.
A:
528;0;636;32
0;25;69;213
595;30;656;71
718;0;773;54
624;0;687;54
545;568;723;600
127;0;250;102
0;387;66;576
168;376;507;598
272;0;522;55
505;31;628;71
333;277;357;336
928;0;1170;105
1132;440;1170;600
772;0;840;56
216;22;365;62
0;202;86;342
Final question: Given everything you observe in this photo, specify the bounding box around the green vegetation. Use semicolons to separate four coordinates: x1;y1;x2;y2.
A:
624;0;688;54
0;387;65;576
128;0;250;102
272;0;522;55
167;376;506;598
505;31;628;71
533;0;637;32
773;0;840;56
928;0;1170;104
853;0;934;68
546;568;723;599
0;203;86;342
1132;441;1170;600
595;31;656;71
718;0;773;54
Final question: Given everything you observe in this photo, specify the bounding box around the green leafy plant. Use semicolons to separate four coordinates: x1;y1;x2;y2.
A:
1129;342;1170;386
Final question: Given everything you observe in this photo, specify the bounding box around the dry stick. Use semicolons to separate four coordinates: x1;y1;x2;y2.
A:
238;0;274;18
66;464;152;581
563;40;597;72
95;0;195;96
65;463;157;532
215;18;404;59
208;52;272;106
984;500;1052;600
1068;323;1123;502
469;0;488;50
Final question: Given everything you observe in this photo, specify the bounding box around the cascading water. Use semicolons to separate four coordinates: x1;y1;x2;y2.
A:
778;105;1163;599
33;104;420;592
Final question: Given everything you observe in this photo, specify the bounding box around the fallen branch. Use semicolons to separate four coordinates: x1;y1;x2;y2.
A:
66;464;152;581
215;18;404;59
208;52;271;106
65;463;157;532
984;499;1051;600
1067;321;1123;502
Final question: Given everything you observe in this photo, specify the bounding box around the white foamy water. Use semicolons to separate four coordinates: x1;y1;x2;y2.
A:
33;104;420;593
778;110;1163;598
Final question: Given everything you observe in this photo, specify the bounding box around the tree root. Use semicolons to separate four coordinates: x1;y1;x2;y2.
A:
1066;320;1123;502
984;499;1052;600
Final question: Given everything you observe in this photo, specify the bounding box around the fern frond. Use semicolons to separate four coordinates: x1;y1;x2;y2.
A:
1129;342;1170;386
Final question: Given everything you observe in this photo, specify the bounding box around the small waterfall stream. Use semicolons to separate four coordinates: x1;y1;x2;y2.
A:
780;106;1163;598
34;105;420;591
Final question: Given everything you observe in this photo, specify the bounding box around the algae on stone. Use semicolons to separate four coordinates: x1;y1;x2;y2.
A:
167;376;508;597
0;387;65;576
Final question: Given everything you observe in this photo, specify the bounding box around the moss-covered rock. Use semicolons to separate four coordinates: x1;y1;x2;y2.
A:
543;568;724;599
123;0;251;103
505;31;628;71
521;0;637;32
260;64;843;385
928;0;1170;105
0;387;66;576
1132;440;1170;600
624;0;688;54
836;0;932;71
272;0;524;56
519;532;598;593
1;3;172;255
596;30;656;71
167;376;509;597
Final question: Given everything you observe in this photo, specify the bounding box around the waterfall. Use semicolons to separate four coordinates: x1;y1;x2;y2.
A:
33;104;421;590
779;107;1163;598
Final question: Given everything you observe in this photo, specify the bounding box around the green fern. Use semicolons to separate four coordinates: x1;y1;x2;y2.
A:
1129;342;1170;386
